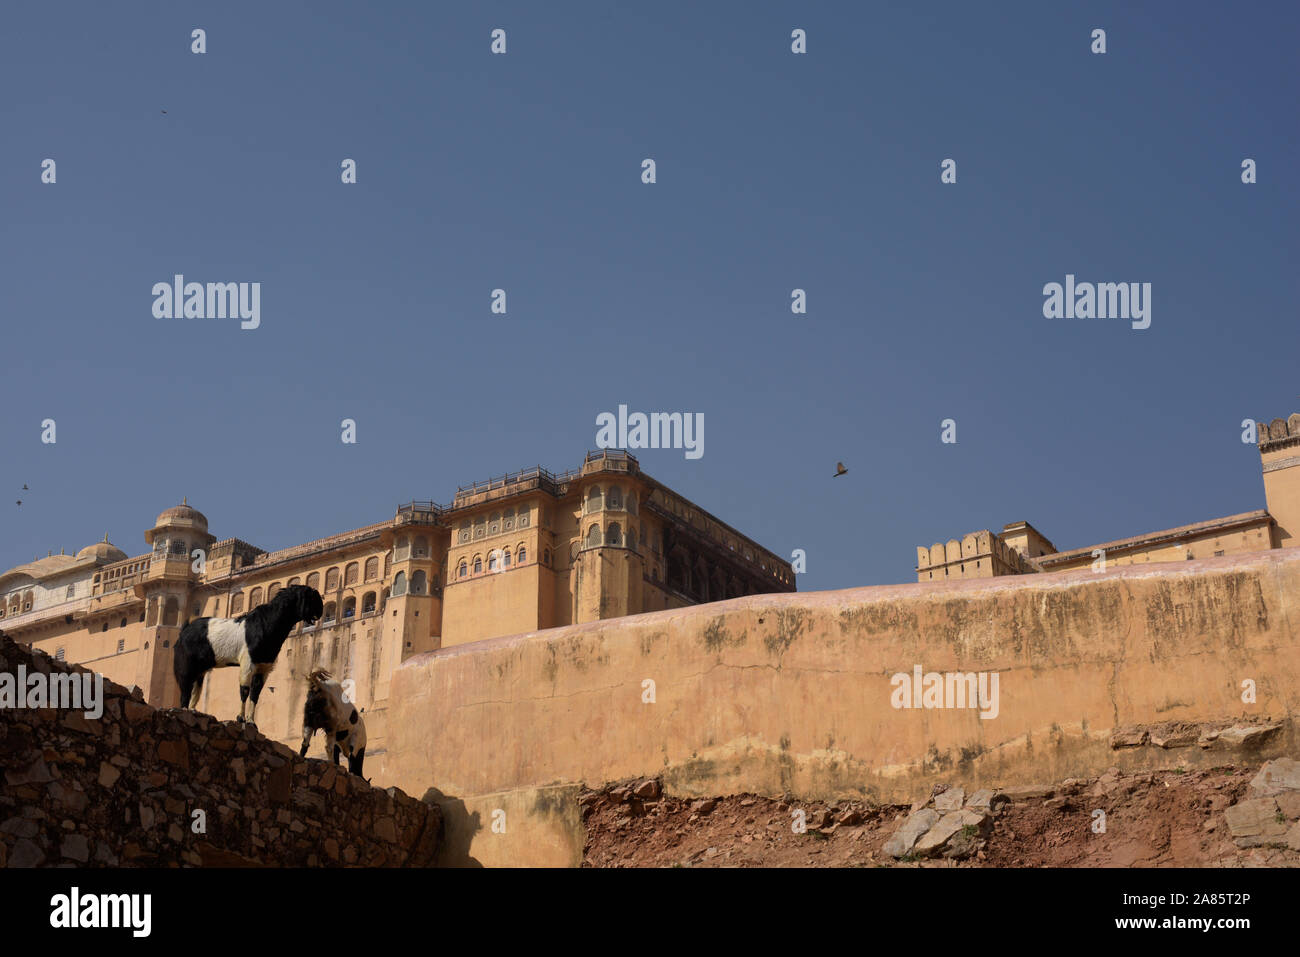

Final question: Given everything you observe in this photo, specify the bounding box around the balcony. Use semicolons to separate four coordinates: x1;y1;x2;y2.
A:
395;502;448;526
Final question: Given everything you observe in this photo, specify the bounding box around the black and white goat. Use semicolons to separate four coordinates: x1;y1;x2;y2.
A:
300;669;366;777
174;584;323;724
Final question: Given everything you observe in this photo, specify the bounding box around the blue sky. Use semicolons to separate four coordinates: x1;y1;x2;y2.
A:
1;1;1296;591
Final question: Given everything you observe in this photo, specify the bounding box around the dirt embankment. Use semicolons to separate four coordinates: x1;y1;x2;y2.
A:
582;761;1300;868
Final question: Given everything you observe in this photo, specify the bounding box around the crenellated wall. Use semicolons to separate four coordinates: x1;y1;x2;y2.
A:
384;547;1300;865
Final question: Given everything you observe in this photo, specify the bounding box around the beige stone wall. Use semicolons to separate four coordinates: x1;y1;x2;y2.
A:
1045;521;1273;572
443;564;544;646
29;623;145;692
385;548;1300;864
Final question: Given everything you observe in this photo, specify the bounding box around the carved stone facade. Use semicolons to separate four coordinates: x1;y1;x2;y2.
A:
0;451;793;761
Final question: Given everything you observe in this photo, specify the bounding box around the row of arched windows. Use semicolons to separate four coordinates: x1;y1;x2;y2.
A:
456;544;545;579
457;508;531;545
226;556;386;615
321;591;382;623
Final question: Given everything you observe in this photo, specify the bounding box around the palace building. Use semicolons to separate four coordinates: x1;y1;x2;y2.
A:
0;450;795;765
916;411;1300;582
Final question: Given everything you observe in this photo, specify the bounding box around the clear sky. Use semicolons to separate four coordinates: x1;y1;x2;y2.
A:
1;1;1296;592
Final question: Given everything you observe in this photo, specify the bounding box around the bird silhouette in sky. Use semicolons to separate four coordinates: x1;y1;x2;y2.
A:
834;462;848;477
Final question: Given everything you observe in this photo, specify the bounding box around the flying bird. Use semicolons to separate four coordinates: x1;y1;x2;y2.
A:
160;110;167;114
834;462;848;477
15;501;21;506
22;484;28;490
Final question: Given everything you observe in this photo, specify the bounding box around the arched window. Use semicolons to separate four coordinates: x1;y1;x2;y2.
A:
628;527;638;551
474;517;486;539
414;536;429;558
608;523;623;546
586;486;603;514
503;550;512;568
586;524;602;548
323;602;336;623
343;597;356;619
489;513;501;535
517;546;527;564
288;577;300;587
268;582;281;600
364;557;379;581
325;567;340;590
411;570;427;594
459;521;470;544
345;562;359;586
228;592;243;615
168;539;186;556
392;571;407;596
473;556;483;575
395;536;410;561
488;552;498;572
163;596;180;626
458;561;468;578
503;508;515;531
518;506;529;528
249;587;263;607
145;597;159;626
306;572;320;591
608;486;623;510
362;591;377;615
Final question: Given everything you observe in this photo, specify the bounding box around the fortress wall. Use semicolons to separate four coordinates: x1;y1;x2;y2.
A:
387;548;1300;865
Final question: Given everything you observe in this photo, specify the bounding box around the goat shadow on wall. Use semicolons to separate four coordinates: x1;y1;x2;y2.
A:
421;787;483;868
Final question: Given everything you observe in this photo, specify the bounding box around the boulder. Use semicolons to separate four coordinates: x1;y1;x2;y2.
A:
1223;798;1288;848
1248;758;1300;797
632;779;662;801
883;808;939;859
933;787;965;812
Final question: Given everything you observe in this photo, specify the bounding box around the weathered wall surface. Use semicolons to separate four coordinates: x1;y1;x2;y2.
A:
0;636;440;868
387;548;1300;865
